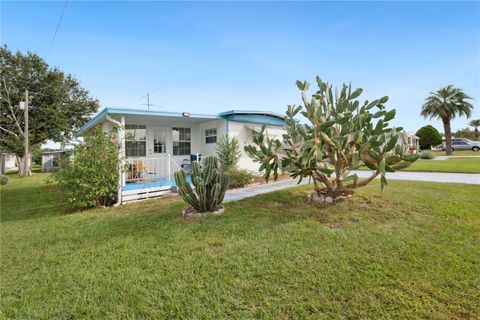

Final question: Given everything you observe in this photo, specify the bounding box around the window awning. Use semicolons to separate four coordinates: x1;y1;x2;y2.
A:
245;125;285;138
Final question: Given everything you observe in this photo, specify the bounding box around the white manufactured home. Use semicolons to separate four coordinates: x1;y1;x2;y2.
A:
77;107;286;203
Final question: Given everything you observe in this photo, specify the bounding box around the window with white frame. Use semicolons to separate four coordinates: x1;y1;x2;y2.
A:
172;127;191;155
125;124;146;157
205;128;217;144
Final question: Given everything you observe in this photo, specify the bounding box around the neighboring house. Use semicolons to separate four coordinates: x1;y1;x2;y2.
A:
42;150;67;172
398;132;420;153
0;153;18;174
76;107;286;203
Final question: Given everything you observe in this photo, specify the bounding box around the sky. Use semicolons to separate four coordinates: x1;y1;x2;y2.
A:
2;1;479;140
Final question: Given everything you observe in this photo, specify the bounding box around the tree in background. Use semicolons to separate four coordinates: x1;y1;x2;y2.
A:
420;86;473;155
415;125;442;150
245;77;419;202
216;135;241;170
469;119;480;140
454;127;476;140
0;46;99;176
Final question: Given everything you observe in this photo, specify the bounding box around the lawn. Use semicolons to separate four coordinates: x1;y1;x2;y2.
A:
1;173;479;319
404;157;480;173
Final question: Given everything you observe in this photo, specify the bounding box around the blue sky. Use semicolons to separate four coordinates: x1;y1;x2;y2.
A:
2;1;479;135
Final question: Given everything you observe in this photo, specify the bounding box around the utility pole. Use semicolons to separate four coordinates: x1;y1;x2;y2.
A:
147;93;150;110
24;90;30;176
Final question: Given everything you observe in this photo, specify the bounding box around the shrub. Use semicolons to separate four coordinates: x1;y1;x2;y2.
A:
0;175;9;185
216;135;241;170
174;156;229;213
52;126;120;209
420;150;435;160
416;125;442;150
226;167;253;188
245;76;419;201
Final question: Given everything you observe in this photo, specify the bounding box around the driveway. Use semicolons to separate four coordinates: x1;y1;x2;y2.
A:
224;171;480;202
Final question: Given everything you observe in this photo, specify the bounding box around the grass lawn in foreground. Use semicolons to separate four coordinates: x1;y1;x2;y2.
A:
1;173;479;319
403;157;480;173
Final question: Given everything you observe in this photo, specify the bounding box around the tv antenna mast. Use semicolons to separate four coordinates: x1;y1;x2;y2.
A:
140;85;165;110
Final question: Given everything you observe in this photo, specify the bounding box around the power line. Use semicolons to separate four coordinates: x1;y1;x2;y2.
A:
46;0;69;57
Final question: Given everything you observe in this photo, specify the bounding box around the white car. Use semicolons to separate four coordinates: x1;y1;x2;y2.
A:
442;138;480;151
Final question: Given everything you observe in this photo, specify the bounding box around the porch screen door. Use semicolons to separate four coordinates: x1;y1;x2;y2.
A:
152;128;167;155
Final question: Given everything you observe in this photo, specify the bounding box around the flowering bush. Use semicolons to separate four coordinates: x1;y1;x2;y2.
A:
53;126;120;209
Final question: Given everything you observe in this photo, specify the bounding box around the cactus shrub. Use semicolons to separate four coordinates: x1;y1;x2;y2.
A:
174;156;229;214
244;76;419;202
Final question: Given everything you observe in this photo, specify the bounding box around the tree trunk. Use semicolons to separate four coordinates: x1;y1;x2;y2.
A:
16;153;32;176
475;128;479;140
442;119;453;155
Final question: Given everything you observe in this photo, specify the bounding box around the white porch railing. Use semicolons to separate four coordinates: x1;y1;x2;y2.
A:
124;154;216;185
125;155;181;184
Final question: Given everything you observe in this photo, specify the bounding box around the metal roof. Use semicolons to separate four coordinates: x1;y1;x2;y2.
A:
218;110;285;120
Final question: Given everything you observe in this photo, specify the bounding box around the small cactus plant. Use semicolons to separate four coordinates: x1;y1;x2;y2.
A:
174;156;229;213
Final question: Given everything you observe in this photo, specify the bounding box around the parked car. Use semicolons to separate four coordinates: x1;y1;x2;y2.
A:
442;138;480;151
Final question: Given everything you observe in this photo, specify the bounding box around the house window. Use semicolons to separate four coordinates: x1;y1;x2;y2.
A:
172;127;191;155
205;128;217;144
125;124;146;157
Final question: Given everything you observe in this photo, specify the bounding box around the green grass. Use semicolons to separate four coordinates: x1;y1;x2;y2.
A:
432;150;480;157
1;173;479;319
404;157;480;173
359;156;480;173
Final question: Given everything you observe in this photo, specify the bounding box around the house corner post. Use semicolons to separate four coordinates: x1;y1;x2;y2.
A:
167;153;171;181
119;115;126;204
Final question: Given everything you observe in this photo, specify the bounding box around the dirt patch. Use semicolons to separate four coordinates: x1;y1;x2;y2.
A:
181;205;225;219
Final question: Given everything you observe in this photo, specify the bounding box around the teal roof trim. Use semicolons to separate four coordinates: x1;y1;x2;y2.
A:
77;107;286;135
76;107;218;136
76;108;109;136
220;114;285;127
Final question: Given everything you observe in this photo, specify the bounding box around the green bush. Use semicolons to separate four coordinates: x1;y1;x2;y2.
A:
420;150;435;160
174;156;229;213
226;167;253;188
416;125;442;150
216;135;241;170
52;126;120;209
0;175;10;185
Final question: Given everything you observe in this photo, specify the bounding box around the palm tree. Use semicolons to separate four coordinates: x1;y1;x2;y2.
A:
469;119;480;140
421;85;473;155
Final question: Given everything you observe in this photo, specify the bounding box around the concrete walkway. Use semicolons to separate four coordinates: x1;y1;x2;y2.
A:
352;170;480;185
432;155;480;161
223;171;480;202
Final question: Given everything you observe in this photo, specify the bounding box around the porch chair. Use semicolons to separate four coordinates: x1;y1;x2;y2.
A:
130;160;157;182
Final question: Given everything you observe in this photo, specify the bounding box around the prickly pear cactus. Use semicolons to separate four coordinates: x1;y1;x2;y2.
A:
174;156;229;213
244;76;419;201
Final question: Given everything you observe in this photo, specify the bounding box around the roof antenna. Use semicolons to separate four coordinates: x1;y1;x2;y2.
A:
139;85;165;110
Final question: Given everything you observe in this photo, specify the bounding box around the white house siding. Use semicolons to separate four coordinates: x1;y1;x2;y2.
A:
1;154;18;173
97;115;285;175
42;152;66;172
228;121;286;173
197;119;227;157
